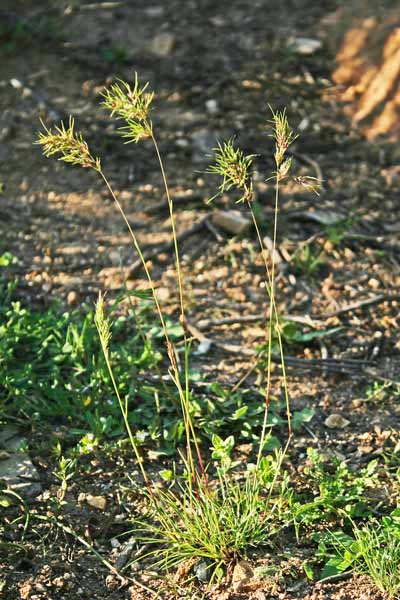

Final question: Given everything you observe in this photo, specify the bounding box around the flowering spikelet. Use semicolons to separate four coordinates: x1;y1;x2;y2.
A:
36;117;100;170
102;73;153;143
269;108;297;181
94;293;112;358
207;139;254;203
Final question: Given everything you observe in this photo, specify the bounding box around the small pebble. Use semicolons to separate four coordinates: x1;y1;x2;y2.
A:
67;290;78;305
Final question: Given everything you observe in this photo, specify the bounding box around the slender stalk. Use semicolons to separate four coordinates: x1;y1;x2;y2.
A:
118;256;180;412
248;183;292;469
97;319;151;491
97;167;197;478
151;131;208;487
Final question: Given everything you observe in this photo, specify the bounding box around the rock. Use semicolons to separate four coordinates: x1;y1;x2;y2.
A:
149;32;175;57
155;287;170;302
119;190;133;202
19;582;33;600
144;6;164;17
114;540;135;570
194;559;211;583
289;37;322;55
108;250;121;266
263;236;282;264
211;210;251;235
295;209;347;226
19;179;29;192
232;560;254;592
324;414;350;429
381;165;400;186
67;290;78;305
298;116;310;131
0;108;14;142
368;277;380;290
86;494;107;510
194;339;212;355
0;428;42;498
205;99;219;115
0;425;19;445
210;15;226;27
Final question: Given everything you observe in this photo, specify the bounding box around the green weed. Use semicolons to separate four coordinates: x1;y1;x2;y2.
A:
290;449;380;536
293;244;324;277
317;509;400;598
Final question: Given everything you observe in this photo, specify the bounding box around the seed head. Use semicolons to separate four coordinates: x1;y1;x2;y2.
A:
294;175;323;196
269;107;297;169
94;293;112;357
36;117;100;170
207;139;254;203
102;73;153;143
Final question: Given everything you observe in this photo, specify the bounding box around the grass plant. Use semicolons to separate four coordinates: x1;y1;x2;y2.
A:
36;73;316;582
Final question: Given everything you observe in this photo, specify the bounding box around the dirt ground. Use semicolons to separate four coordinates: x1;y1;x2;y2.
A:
1;1;400;598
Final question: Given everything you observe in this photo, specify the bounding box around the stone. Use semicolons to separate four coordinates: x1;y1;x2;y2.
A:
205;99;218;115
289;37;322;55
263;236;282;264
86;494;107;510
232;560;254;592
296;209;347;226
211;210;250;235
155;287;170;302
194;339;212;355
67;290;78;305
119;190;133;202
149;32;175;57
194;559;211;583
0;428;42;498
144;6;164;17
324;413;350;429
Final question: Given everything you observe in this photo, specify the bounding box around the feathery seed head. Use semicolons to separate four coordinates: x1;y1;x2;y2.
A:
207;139;254;203
102;73;153;143
36;117;100;170
269;107;297;170
294;175;322;196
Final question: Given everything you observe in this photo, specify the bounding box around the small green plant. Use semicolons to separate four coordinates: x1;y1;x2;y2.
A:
52;454;77;501
351;512;400;599
0;18;30;54
101;46;128;65
318;509;400;598
290;449;380;536
0;284;161;437
293;244;324;277
365;380;400;403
